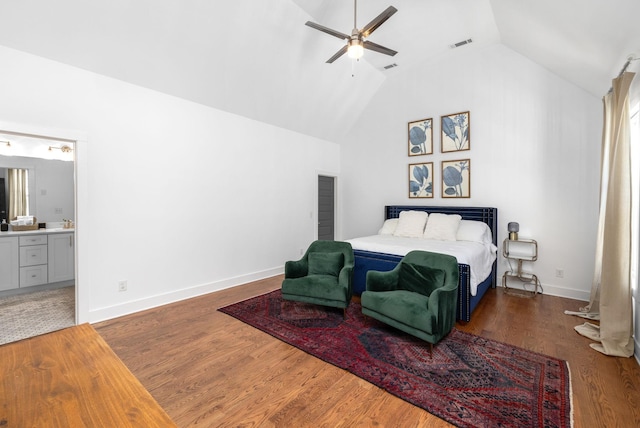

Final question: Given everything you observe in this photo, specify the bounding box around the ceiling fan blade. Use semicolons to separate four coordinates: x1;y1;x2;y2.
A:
326;45;348;63
363;40;397;57
305;21;350;40
360;6;398;38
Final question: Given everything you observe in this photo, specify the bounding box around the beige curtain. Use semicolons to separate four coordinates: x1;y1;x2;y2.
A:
572;72;635;357
7;168;28;220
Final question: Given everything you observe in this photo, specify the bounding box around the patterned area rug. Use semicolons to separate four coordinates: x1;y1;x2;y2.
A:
219;290;572;428
0;286;75;345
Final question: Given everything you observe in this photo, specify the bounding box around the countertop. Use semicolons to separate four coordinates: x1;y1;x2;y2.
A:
0;228;75;237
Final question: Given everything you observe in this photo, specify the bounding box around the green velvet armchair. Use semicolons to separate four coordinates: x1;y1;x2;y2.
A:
361;250;459;353
281;240;355;313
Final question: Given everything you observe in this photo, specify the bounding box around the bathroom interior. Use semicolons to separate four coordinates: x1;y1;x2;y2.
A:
0;132;76;343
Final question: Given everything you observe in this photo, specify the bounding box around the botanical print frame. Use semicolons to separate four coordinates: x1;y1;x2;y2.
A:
441;159;470;198
441;111;470;153
408;118;433;156
409;162;433;198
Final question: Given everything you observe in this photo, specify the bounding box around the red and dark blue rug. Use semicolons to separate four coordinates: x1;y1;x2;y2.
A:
219;290;572;428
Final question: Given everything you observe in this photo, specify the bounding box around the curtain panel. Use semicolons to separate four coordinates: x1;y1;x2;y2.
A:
573;72;635;357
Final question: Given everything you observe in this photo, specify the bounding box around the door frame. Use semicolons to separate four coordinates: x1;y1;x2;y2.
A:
0;120;85;324
316;171;340;240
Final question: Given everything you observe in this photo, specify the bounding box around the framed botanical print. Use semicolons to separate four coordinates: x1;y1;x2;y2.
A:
441;159;470;198
409;162;433;198
408;118;433;156
441;111;470;152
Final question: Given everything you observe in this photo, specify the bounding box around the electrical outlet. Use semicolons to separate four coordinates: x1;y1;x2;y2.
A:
118;280;128;292
555;268;564;278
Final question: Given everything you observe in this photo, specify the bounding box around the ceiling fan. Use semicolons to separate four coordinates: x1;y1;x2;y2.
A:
305;0;398;63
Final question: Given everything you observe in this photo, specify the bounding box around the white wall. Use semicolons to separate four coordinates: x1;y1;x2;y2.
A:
0;45;340;322
339;44;602;301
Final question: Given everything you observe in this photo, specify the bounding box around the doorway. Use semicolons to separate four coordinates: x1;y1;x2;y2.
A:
0;126;78;344
318;175;335;241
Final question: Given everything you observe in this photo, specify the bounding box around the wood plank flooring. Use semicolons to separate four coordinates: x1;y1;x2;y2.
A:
93;276;640;427
0;323;176;427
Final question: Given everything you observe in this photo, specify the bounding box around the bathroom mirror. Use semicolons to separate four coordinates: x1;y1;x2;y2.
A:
0;166;35;221
0;135;74;225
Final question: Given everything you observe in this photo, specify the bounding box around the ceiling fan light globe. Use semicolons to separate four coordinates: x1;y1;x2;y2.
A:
347;42;364;59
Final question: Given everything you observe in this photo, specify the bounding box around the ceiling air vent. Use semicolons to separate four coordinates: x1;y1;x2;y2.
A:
450;38;473;49
383;63;398;70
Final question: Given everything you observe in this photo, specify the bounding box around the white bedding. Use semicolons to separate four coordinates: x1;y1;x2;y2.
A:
346;235;497;296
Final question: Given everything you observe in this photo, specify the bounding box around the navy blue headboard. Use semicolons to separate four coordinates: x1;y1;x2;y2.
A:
385;206;498;246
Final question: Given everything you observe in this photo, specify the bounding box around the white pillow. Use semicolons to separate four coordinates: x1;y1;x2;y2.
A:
393;211;428;238
423;213;462;241
378;218;399;235
456;220;492;244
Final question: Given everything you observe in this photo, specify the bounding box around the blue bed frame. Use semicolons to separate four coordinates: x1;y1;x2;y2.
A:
352;205;498;323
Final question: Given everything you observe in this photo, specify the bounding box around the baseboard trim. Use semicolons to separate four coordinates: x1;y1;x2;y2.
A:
0;280;74;299
88;266;284;324
88;272;591;323
502;281;590;302
540;283;590;302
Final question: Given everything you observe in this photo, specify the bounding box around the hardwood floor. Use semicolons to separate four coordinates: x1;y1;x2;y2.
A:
0;323;175;427
95;276;640;427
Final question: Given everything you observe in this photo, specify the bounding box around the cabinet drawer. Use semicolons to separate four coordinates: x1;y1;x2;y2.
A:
19;235;48;246
19;245;48;266
20;264;48;287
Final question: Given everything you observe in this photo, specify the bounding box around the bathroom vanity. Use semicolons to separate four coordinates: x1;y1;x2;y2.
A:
0;229;75;293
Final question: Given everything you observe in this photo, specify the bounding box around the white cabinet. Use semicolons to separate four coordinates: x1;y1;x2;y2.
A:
48;232;75;283
0;236;19;291
0;231;75;293
19;234;48;287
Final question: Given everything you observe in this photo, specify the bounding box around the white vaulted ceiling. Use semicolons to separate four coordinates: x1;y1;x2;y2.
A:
0;0;638;142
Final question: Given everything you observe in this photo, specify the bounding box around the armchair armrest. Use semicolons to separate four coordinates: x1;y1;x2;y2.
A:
285;259;308;279
366;269;400;292
338;265;353;285
338;265;354;295
427;285;458;331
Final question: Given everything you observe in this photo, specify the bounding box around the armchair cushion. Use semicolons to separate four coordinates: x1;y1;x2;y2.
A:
308;252;344;277
283;275;345;302
362;290;433;334
399;263;445;297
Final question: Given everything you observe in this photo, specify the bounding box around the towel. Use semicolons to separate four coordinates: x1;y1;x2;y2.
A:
12;216;34;226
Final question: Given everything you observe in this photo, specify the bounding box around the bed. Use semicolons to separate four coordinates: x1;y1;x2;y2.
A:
347;205;498;323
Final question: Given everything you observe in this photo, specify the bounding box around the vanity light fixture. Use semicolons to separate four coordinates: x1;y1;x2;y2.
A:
48;144;73;153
